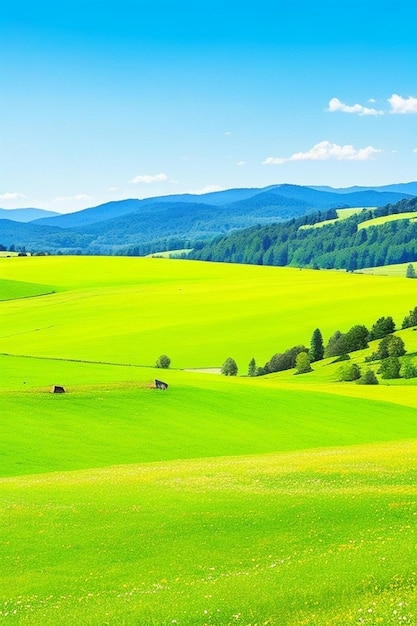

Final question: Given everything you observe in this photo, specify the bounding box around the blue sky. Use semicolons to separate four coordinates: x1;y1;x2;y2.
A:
2;0;417;213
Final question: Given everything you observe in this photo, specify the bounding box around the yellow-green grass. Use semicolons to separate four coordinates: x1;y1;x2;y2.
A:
0;278;55;301
1;441;416;625
358;212;417;230
299;208;371;230
2;256;417;624
2;256;417;369
2;353;417;478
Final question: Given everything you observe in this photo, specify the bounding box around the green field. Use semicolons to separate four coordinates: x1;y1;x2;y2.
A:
358;212;417;230
1;256;416;625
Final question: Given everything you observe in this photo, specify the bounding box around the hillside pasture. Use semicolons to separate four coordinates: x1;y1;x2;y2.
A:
2;353;417;478
2;256;417;369
360;262;417;277
357;211;417;230
1;255;417;624
299;207;371;230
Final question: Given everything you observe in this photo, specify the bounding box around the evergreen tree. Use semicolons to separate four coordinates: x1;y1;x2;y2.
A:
310;328;324;362
248;358;257;377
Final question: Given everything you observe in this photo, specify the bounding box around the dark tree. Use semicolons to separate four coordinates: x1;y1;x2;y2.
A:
402;306;417;329
379;356;401;379
387;335;406;357
376;335;406;359
344;325;369;352
221;357;238;376
268;345;309;373
156;354;171;369
368;316;395;341
357;369;379;385
325;331;348;358
310;328;324;362
247;358;257;377
406;263;416;278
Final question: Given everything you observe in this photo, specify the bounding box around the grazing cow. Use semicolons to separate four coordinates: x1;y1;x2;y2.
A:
52;385;65;393
155;379;168;390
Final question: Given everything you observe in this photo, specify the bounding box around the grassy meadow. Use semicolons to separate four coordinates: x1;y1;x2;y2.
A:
1;255;417;625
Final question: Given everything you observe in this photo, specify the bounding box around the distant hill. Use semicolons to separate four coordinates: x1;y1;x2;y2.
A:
1;182;415;255
0;208;60;222
32;184;414;231
311;181;417;196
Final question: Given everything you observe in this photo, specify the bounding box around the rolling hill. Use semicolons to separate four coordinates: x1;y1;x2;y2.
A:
1;256;417;624
0;207;59;222
1;182;414;255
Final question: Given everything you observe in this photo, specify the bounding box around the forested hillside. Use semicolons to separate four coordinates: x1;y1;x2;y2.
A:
190;196;417;271
0;184;414;255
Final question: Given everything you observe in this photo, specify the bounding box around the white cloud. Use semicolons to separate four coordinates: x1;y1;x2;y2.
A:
388;94;417;114
327;97;383;116
0;192;28;201
262;157;286;165
236;161;246;166
129;173;169;184
106;186;118;193
52;194;92;204
262;141;381;164
225;131;232;136
413;148;417;153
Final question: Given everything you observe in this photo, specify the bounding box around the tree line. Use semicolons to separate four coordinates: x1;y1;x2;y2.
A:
191;196;417;271
221;305;417;383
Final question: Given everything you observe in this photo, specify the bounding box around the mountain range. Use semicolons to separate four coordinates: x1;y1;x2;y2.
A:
1;182;416;255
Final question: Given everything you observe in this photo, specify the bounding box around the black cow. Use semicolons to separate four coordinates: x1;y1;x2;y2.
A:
52;385;65;393
155;379;168;390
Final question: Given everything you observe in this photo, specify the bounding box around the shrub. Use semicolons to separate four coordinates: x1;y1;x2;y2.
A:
357;369;379;385
294;352;312;374
400;360;417;379
337;362;361;382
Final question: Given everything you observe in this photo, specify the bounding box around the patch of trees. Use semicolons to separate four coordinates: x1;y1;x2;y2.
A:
222;304;417;384
402;306;417;329
190;196;417;270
